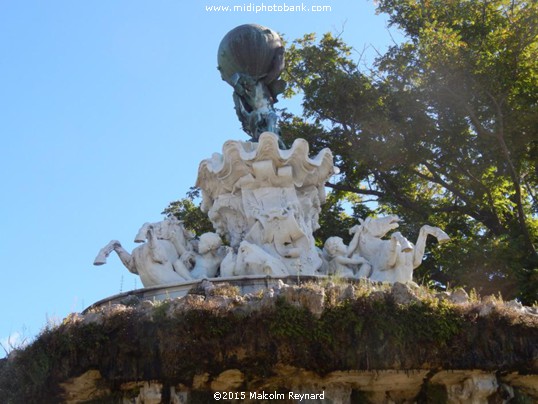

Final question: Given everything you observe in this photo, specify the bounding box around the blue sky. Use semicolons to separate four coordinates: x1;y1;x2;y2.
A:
0;0;402;355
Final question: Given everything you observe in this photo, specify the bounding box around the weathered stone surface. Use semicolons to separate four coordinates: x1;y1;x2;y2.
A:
133;382;163;404
57;367;537;403
279;283;325;316
210;369;245;391
449;288;469;305
3;281;537;403
391;282;421;305
501;373;538;398
59;370;109;404
431;371;498;404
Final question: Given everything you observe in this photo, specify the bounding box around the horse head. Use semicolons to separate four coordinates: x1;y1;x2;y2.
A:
360;215;401;239
134;218;191;244
134;223;151;243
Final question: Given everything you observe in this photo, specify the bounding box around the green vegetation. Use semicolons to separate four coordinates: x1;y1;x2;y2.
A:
281;0;538;302
1;281;536;402
165;0;538;303
162;187;213;236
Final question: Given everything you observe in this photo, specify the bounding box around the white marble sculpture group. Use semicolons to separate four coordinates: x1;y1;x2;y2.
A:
94;132;450;288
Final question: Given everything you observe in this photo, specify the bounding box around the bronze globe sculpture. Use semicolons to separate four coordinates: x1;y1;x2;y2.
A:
217;24;286;144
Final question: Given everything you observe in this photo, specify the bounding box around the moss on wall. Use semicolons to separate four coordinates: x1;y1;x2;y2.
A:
0;281;537;403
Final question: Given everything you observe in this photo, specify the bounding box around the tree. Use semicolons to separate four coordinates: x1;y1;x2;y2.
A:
282;0;538;302
162;187;214;236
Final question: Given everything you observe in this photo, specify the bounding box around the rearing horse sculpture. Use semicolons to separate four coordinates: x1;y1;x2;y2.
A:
93;218;195;287
347;215;450;283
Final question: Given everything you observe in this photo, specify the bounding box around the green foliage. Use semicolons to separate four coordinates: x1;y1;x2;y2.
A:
2;282;538;401
283;0;538;303
268;294;466;374
162;187;214;236
315;191;374;247
152;299;172;321
270;298;317;340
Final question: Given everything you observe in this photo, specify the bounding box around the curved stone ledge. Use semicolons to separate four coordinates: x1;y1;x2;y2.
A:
83;275;335;313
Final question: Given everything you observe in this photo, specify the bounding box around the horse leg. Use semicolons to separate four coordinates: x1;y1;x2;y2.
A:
146;225;168;264
412;225;450;268
392;231;413;252
429;226;450;244
94;240;138;275
172;259;193;280
168;225;191;257
93;240;120;265
387;236;400;268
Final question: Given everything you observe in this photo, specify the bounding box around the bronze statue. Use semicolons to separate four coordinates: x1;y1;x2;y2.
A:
217;24;286;145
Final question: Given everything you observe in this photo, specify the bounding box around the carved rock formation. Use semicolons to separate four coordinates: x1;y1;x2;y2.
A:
2;280;537;403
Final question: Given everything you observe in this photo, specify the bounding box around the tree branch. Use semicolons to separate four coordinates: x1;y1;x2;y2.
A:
489;91;537;255
325;182;384;197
